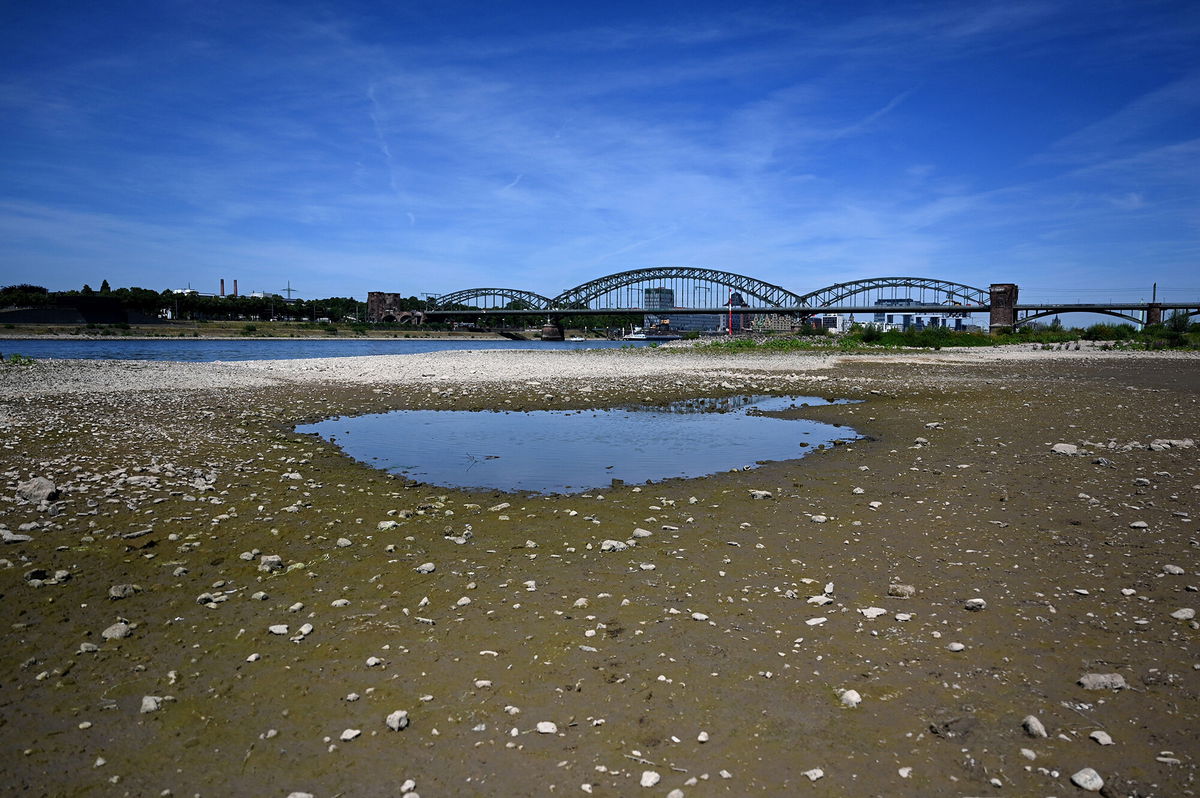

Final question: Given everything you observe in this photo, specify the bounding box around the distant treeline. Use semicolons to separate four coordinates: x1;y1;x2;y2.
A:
0;282;407;322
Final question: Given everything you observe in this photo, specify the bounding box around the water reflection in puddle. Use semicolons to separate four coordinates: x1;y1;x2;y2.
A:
297;395;859;495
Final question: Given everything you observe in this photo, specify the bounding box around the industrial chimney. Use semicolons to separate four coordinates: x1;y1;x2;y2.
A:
233;279;239;297
220;279;225;297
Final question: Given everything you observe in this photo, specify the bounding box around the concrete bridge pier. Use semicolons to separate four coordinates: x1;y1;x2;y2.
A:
1145;303;1162;326
540;317;565;341
989;283;1019;333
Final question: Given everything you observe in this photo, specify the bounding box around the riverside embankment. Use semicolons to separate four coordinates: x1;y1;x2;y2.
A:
0;346;1197;797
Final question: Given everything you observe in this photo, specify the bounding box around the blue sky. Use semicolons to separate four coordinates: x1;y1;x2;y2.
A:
1;0;1197;305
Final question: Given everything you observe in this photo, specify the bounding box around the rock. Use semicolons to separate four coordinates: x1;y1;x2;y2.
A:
748;490;773;500
1163;564;1185;575
17;477;58;503
340;728;361;741
108;584;141;600
810;515;828;523
1;530;32;544
536;721;558;734
258;554;283;572
631;528;653;538
1051;443;1079;455
964;598;987;611
101;622;131;640
803;768;824;781
947;642;965;652
640;771;660;787
1078;673;1126;690
1022;715;1048;737
140;696;163;714
697;731;710;742
336;537;352;548
386;710;410;731
839;689;861;707
1090;730;1114;745
1071;767;1104;792
691;612;709;621
887;583;916;598
599;539;628;552
859;607;887;619
415;562;435;574
1129;521;1149;529
268;624;289;635
1170;608;1195;620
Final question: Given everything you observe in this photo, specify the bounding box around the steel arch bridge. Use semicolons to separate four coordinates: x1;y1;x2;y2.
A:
794;277;988;307
549;267;806;308
431;288;552;310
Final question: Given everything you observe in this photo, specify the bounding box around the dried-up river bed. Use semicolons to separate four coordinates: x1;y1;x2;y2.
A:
0;346;1197;797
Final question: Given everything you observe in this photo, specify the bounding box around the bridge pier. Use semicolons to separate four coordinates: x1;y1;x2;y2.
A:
1146;303;1162;326
989;283;1019;333
540;317;565;341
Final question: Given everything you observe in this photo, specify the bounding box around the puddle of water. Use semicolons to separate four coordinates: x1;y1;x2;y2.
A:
297;395;859;495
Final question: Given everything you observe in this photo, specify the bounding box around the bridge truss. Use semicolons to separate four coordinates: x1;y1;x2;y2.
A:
431;288;551;310
550;267;806;309
795;277;988;308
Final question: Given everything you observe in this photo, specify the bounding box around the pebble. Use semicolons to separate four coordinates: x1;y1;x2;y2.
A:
691;612;709;621
1051;443;1079;455
748;490;772;500
803;768;824;781
887;583;915;598
1022;715;1048;738
415;562;436;573
101;622;131;640
810;515;828;523
964;598;987;611
947;642;965;652
340;728;361;741
139;696;163;714
1071;767;1104;791
336;537;352;547
859;607;887;619
839;689;861;707
536;721;558;734
697;731;709;743
1090;730;1114;745
268;625;289;635
600;540;628;552
640;770;660;787
1078;673;1127;690
386;710;410;731
1170;608;1195;620
1163;564;1185;575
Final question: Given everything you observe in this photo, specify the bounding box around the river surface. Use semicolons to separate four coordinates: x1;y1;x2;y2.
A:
298;395;859;494
0;337;649;362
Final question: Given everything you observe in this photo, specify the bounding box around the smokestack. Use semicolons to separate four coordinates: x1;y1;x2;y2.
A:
220;279;225;297
233;279;238;297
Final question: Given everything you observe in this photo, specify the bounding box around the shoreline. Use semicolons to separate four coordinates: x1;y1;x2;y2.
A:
1;347;1197;796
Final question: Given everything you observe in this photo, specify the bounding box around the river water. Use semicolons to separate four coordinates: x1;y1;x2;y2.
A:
0;337;649;362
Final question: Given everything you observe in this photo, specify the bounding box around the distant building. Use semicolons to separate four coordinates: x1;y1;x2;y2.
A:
869;297;971;331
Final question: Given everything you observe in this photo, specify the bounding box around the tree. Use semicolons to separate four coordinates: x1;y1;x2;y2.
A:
81;284;94;295
100;279;111;294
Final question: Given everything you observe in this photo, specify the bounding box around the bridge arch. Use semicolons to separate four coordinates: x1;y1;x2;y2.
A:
431;288;551;310
551;267;805;308
795;277;988;307
1014;309;1144;327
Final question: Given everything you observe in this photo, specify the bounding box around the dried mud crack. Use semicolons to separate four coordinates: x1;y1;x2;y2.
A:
0;347;1197;797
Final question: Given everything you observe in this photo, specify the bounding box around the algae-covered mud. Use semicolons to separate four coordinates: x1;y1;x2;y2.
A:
0;347;1197;797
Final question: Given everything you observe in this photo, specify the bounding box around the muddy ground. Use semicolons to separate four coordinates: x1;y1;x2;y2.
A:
0;349;1197;797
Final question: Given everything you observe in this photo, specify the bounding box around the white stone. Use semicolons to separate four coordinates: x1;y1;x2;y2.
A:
811;515;828;523
386;710;410;731
1090;730;1114;745
600;539;628;552
806;617;827;626
803;768;824;781
1022;715;1048;737
415;562;435;573
140;695;163;714
1163;564;1185;575
697;731;709;742
1071;768;1104;792
859;607;887;619
268;624;288;635
691;612;709;621
839;689;861;707
640;770;660;787
536;721;558;734
947;642;965;652
1051;443;1079;455
1170;608;1195;620
965;598;987;611
340;728;361;741
1078;673;1127;690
